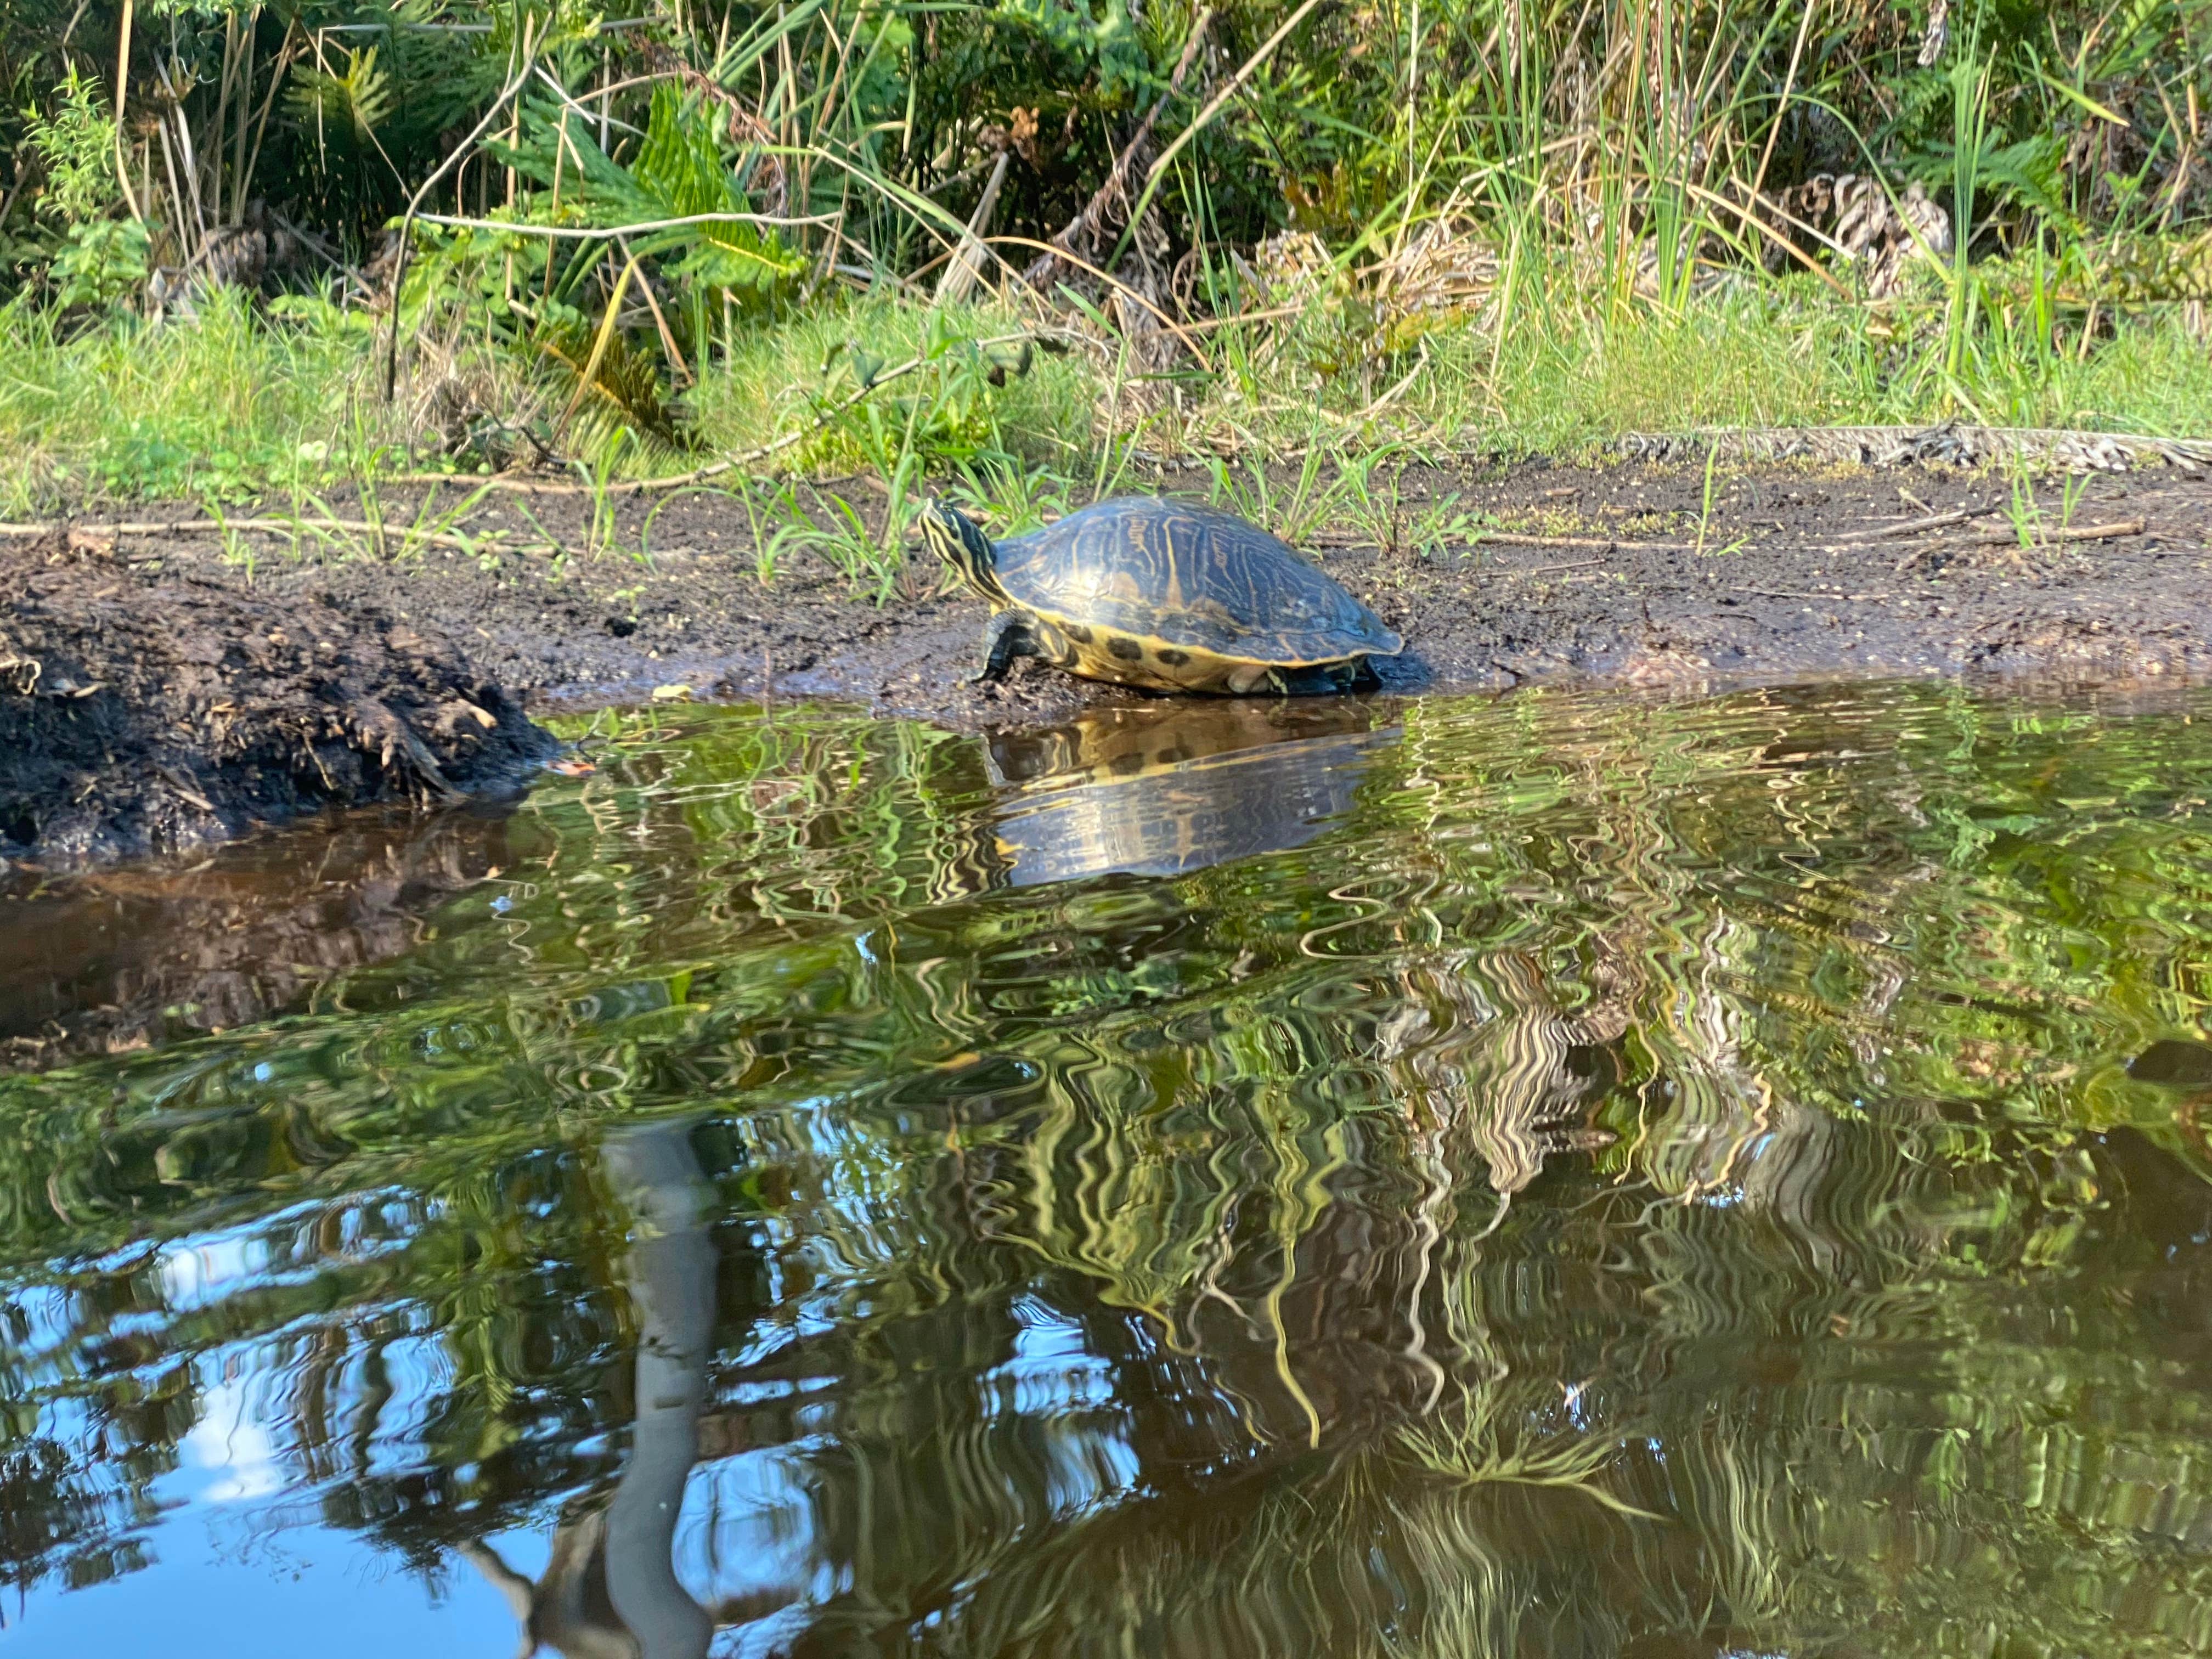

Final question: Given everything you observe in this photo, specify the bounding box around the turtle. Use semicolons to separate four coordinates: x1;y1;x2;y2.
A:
918;495;1403;695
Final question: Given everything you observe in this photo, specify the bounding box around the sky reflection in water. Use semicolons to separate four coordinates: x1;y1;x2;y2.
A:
3;681;2212;1657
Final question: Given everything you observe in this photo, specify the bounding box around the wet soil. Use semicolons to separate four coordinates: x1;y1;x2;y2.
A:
7;454;2209;871
104;455;2212;726
0;532;554;870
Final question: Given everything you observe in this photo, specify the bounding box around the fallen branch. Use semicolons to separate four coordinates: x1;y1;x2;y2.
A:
0;517;557;555
1834;509;2145;552
1825;507;1985;542
1968;516;2147;545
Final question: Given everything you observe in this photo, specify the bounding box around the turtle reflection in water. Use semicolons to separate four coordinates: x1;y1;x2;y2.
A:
920;495;1403;694
987;700;1393;886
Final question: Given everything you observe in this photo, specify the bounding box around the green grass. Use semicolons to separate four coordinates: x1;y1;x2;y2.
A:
4;271;2209;556
6;0;2207;571
683;299;1109;476
1400;278;2212;447
0;294;380;515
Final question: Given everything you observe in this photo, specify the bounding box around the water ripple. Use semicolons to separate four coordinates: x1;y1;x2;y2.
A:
3;682;2212;1655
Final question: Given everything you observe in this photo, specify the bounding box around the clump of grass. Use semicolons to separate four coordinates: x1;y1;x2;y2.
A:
0;287;550;516
684;298;1105;476
1404;273;2212;451
0;292;364;514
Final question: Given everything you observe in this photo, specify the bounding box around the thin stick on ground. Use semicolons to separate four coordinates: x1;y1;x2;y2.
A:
1826;508;1988;541
1968;516;2146;545
0;517;558;555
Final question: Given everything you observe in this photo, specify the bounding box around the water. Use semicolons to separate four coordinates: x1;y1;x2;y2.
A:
4;681;2212;1658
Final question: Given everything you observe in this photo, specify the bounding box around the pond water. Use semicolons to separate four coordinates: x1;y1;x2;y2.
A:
4;681;2212;1658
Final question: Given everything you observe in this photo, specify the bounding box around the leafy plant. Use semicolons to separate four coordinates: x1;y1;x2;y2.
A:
286;43;395;156
23;69;122;226
49;219;150;308
494;86;804;301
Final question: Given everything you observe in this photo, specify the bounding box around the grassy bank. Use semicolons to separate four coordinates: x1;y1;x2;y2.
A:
5;271;2210;543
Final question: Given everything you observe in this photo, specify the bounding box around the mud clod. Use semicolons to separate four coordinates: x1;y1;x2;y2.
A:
1;535;555;869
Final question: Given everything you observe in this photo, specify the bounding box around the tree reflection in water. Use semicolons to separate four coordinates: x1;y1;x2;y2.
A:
465;1119;719;1659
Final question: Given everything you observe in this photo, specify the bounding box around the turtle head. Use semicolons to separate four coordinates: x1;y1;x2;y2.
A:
919;499;1007;601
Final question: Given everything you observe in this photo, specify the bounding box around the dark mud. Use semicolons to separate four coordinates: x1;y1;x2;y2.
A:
110;456;2212;731
7;455;2209;871
0;532;554;870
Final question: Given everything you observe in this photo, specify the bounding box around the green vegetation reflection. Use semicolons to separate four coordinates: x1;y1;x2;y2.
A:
3;682;2212;1656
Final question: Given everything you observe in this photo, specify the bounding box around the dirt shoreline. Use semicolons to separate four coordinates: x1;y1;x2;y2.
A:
1;532;553;869
5;455;2209;871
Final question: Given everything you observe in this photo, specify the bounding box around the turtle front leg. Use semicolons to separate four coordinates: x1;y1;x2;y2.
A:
965;611;1037;685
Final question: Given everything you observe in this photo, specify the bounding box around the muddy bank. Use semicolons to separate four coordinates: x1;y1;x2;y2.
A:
6;454;2209;872
86;455;2212;733
0;532;554;870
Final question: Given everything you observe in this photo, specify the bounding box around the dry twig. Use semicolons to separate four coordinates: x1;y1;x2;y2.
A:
1968;516;2147;545
0;517;554;555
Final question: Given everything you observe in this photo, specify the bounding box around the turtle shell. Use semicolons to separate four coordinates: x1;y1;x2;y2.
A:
991;498;1402;692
